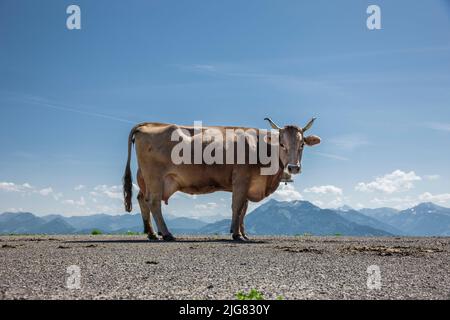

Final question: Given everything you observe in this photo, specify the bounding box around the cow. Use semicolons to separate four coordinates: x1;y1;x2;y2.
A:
122;118;321;241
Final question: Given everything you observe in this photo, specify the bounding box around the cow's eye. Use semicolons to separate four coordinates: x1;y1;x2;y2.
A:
279;143;286;149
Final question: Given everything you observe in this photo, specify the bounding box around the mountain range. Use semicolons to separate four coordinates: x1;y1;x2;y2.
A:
1;201;450;236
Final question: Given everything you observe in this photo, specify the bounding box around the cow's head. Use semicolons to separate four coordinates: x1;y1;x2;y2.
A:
264;117;321;175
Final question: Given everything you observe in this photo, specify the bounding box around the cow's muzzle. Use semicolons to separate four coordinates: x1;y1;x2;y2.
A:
287;164;301;174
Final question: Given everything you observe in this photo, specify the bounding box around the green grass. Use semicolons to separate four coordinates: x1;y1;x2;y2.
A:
91;229;103;235
236;289;264;300
334;233;342;236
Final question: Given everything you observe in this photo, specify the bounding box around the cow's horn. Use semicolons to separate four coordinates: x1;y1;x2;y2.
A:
302;117;316;132
264;117;281;130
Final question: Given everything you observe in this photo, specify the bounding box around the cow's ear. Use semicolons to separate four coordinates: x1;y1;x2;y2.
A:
304;135;321;146
264;132;279;144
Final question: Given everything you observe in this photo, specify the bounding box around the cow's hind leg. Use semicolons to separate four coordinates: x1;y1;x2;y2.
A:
239;200;249;240
137;191;158;240
146;192;175;241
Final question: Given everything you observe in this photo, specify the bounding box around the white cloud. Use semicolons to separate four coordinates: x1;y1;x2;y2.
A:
92;185;122;200
74;184;85;191
0;182;60;199
304;185;343;195
35;186;60;199
301;185;345;209
0;181;67;210
418;192;450;204
0;181;33;193
327;197;344;208
355;170;421;194
38;187;53;196
272;184;303;201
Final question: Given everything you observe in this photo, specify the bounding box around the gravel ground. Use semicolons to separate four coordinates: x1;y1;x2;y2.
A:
0;235;449;300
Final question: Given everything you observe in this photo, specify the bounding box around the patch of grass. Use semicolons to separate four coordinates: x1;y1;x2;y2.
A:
91;229;103;235
334;233;342;236
276;295;284;300
236;289;264;300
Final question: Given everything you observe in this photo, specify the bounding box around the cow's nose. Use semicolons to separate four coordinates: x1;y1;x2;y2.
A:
287;164;301;174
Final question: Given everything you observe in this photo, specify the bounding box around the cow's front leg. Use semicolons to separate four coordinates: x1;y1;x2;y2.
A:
147;192;175;241
239;200;249;240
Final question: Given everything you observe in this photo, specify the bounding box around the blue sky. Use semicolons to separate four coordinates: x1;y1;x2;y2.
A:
1;0;450;217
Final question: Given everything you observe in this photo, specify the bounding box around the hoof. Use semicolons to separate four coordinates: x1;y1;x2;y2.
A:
232;234;246;242
157;231;163;236
162;234;176;241
147;233;159;241
242;235;250;241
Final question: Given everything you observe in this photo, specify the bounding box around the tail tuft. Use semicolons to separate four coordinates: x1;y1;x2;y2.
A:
123;125;138;212
123;164;133;212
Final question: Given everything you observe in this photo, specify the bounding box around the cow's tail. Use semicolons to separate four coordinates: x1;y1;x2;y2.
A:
123;125;140;212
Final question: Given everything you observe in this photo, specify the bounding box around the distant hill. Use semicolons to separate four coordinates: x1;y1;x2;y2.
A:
358;203;450;236
335;208;404;235
243;200;392;236
65;214;141;232
359;207;399;220
197;219;231;234
384;203;450;236
196;200;392;236
1;201;450;236
0;212;75;234
0;212;207;235
168;217;208;230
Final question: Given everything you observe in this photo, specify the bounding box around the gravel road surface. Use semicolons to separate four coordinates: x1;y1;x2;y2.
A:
1;235;449;299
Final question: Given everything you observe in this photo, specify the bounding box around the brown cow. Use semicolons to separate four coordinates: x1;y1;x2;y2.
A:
123;118;320;241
